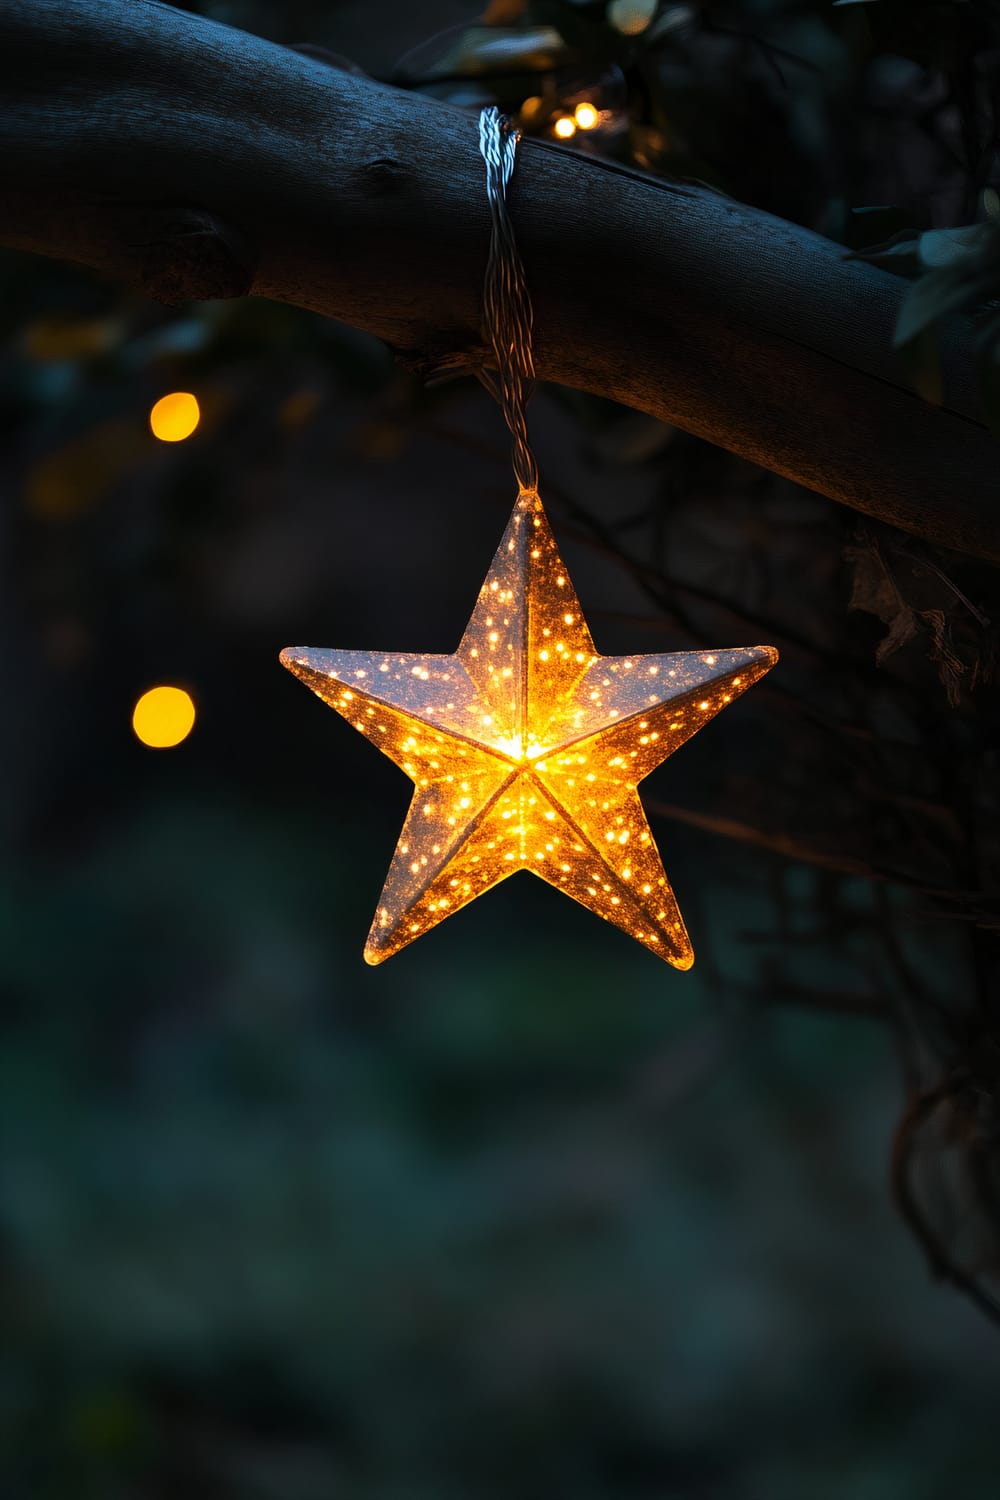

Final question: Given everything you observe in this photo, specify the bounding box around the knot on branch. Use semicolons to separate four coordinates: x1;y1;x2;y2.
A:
351;156;411;196
116;205;257;306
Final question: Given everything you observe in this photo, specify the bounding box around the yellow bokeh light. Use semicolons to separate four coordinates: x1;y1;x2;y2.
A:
281;492;778;968
149;391;200;442
553;115;577;139
574;102;599;130
132;686;196;748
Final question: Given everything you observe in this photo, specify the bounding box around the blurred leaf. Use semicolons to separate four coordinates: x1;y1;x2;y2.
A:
406;24;567;80
124;315;213;365
878;222;1000;355
21;316;122;363
895;263;1000;346
529;2;626;63
845;229;921;275
851;223;1000;405
918;224;994;270
648;5;696;44
25;419;145;519
846;536;920;664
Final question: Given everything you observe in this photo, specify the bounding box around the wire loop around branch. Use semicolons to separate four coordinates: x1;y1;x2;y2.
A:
478;106;539;497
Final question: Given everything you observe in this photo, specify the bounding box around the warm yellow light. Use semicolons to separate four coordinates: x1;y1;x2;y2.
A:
281;492;778;968
553;115;577;139
132;686;196;748
574;102;599;130
149;391;200;442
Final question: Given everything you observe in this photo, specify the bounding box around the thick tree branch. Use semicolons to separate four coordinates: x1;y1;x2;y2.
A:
1;0;998;560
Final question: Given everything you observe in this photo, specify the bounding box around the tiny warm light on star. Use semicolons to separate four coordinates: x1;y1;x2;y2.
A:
281;491;777;968
149;391;200;442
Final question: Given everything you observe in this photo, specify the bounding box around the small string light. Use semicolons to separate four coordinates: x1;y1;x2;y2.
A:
553;115;577;139
149;391;200;442
132;686;196;748
574;102;599;130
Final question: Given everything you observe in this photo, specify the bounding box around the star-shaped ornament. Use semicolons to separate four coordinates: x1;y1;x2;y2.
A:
282;491;777;967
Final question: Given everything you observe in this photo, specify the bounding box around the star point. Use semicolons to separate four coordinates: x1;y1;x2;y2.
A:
282;492;777;967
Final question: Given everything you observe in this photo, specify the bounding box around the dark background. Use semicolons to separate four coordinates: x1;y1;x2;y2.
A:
3;2;1000;1496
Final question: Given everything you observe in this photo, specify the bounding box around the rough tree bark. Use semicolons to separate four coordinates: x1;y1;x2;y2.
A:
1;0;998;560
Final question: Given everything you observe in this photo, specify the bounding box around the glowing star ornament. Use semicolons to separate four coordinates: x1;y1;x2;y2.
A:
281;110;776;968
281;490;777;967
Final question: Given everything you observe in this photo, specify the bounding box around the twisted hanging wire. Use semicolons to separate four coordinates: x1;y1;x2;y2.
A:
478;106;539;497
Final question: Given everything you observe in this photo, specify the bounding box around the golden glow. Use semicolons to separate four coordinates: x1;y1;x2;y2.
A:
132;686;196;748
553;115;577;139
281;492;777;968
574;102;599;130
149;391;200;442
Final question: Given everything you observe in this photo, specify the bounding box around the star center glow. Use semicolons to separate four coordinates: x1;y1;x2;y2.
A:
281;491;777;967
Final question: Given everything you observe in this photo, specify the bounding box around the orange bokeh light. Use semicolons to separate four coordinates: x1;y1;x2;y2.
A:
149;391;200;442
132;686;196;748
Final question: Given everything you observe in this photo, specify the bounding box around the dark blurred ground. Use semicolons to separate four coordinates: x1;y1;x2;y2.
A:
3;2;1000;1497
